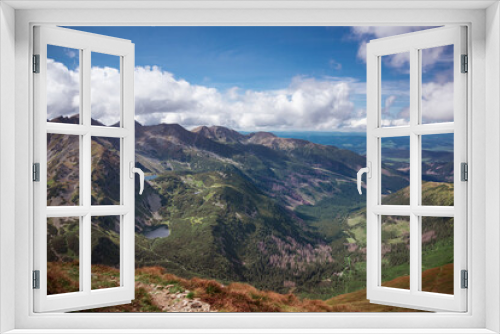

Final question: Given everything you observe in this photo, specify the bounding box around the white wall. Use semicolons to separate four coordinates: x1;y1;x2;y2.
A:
0;2;16;333
486;2;500;333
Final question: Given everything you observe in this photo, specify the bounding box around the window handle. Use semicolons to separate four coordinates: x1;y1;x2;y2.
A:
357;162;371;195
129;162;145;195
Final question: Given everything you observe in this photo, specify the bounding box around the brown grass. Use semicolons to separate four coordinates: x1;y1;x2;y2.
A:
48;263;452;312
47;261;79;295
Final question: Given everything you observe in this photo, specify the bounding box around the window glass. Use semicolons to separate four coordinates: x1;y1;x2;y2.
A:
47;45;80;124
381;137;410;205
421;45;454;124
47;134;80;206
91;52;121;127
381;215;410;289
381;52;410;127
421;217;454;295
421;134;454;206
92;216;121;290
47;217;80;295
91;137;121;205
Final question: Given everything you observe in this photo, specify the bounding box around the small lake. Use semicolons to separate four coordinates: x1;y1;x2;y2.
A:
145;175;158;181
143;225;170;239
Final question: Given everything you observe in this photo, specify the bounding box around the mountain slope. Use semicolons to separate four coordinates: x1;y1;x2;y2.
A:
47;119;452;299
47;262;449;312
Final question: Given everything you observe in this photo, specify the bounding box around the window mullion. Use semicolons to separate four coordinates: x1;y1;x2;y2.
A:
409;47;420;295
77;48;85;293
82;48;92;294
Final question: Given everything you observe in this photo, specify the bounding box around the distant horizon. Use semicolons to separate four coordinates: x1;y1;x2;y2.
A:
49;114;368;134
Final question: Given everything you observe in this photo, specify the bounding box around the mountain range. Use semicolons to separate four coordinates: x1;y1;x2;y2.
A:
47;115;454;301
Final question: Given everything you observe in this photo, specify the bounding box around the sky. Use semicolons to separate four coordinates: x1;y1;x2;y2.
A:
46;26;454;131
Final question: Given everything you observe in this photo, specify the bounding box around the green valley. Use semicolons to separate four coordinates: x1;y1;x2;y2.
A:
46;117;455;310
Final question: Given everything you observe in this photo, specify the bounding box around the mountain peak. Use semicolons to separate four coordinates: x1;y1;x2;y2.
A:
248;131;277;139
192;125;245;144
48;114;80;124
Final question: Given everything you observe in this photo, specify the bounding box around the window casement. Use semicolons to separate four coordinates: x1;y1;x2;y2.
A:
361;26;467;312
7;5;491;332
33;26;142;312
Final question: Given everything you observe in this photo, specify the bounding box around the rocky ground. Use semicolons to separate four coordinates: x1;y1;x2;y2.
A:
137;282;212;312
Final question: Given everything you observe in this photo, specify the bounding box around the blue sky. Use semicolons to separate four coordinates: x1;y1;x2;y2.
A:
47;26;453;130
60;27;365;90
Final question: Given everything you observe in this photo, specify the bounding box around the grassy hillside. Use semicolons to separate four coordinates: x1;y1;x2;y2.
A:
47;119;455;301
43;262;451;312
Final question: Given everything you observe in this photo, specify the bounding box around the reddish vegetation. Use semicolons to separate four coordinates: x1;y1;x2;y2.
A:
48;263;452;312
421;263;454;295
47;261;79;295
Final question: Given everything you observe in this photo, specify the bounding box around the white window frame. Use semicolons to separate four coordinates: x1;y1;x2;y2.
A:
0;1;498;333
365;26;467;312
33;26;136;312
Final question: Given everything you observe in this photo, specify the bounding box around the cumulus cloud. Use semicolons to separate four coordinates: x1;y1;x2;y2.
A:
46;59;80;120
47;61;368;131
356;40;367;61
382;95;397;115
380;118;410;127
90;66;121;125
378;81;453;125
384;52;410;70
421;81;453;123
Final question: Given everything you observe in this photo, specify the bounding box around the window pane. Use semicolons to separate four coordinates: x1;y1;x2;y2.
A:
421;45;454;124
381;137;410;205
91;216;121;290
47;217;80;295
91;137;121;205
91;52;121;127
381;215;410;289
381;52;410;127
421;134;454;206
47;134;80;206
47;45;80;124
421;217;454;295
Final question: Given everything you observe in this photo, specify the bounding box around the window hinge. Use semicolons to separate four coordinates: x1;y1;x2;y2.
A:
461;270;468;289
461;162;468;181
33;54;40;73
33;163;40;182
461;54;468;73
33;270;40;289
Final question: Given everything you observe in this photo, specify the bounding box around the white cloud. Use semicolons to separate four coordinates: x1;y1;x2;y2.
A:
356;41;367;62
90;66;121;125
46;59;80;120
329;59;342;70
47;61;368;131
384;52;410;70
382;95;397;115
381;118;410;127
352;26;425;63
351;26;443;71
64;49;77;59
422;46;453;70
421;81;453;123
351;26;427;40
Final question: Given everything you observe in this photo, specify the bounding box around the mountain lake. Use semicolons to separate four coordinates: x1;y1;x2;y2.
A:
143;225;170;239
